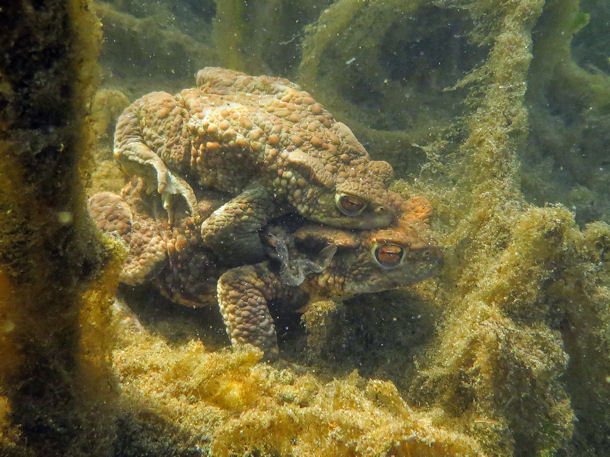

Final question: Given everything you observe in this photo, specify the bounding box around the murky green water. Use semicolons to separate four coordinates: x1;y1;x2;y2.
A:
1;1;608;456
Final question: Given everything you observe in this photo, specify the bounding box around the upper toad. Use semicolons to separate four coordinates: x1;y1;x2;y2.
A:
113;67;403;262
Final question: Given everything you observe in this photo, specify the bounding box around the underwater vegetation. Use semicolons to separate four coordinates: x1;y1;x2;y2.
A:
1;0;608;456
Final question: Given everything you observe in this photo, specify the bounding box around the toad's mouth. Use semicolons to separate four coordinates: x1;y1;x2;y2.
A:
344;257;443;295
312;210;395;230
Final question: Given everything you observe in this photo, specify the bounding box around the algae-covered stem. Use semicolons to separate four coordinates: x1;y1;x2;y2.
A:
409;1;582;455
0;1;110;455
212;0;248;71
458;0;545;198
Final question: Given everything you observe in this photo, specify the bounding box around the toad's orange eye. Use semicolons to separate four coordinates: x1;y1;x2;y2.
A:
374;244;404;268
336;194;366;216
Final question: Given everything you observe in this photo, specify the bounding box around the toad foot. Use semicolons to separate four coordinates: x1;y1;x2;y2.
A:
114;141;197;222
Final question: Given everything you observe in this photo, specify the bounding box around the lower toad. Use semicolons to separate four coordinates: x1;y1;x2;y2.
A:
89;178;441;359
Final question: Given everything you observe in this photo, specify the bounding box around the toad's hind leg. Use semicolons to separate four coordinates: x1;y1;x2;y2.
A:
87;191;167;285
217;263;299;361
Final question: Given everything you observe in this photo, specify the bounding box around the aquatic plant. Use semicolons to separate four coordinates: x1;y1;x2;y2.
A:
0;1;113;455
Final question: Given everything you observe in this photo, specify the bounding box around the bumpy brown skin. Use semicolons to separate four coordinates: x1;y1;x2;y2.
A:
113;67;403;260
88;181;440;361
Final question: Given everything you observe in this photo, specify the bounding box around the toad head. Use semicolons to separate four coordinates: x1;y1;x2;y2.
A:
295;196;442;298
284;146;403;230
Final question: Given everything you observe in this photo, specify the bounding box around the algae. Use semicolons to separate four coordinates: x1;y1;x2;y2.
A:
0;0;115;455
95;0;218;94
523;0;610;225
1;0;608;456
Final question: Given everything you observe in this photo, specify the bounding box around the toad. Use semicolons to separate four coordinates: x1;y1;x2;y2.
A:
113;67;403;262
88;179;440;360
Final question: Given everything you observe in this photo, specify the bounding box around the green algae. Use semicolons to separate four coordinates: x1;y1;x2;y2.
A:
95;0;217;94
212;1;333;76
1;0;608;456
523;0;610;225
0;1;114;455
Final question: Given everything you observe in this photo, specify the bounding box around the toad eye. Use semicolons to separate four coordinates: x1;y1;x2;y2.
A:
336;194;366;216
373;243;405;269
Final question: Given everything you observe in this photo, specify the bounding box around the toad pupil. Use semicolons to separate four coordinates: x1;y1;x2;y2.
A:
374;244;404;267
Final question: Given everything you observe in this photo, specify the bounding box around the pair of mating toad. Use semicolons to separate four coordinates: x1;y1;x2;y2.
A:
90;68;441;360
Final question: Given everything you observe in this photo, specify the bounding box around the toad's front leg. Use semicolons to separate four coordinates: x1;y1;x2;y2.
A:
200;185;279;265
217;263;304;361
114;141;197;222
114;92;197;221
